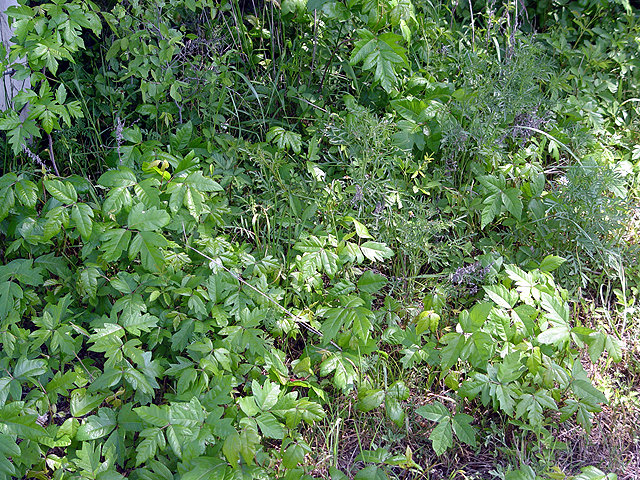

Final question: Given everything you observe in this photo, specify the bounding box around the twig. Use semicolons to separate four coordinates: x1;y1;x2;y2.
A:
174;100;183;124
308;9;318;89
319;36;352;93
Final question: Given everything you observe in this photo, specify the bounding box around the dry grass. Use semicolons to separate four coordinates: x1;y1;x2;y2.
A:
299;346;640;480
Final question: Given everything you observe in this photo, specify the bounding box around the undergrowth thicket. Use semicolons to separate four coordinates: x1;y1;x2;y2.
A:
0;0;638;478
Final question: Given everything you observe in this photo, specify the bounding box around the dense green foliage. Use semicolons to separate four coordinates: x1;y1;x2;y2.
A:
0;0;638;478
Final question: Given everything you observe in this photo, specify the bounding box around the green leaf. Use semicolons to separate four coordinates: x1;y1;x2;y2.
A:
0;431;19;477
70;389;106;417
252;379;281;411
537;325;570;345
102;187;130;217
3;117;40;154
524;342;542;374
540;292;569;324
350;30;408;92
284;399;325;427
357;271;387;293
11;259;42;286
295;236;340;276
13;356;46;380
136;428;163;466
14;179;38;208
0;187;15;222
136;459;175;480
360;241;394;262
170;121;193;151
322;296;373;343
231;418;260;466
0;405;48;439
256;412;284;439
113;293;146;320
497;353;526;384
416;401;449;422
484;284;518;309
121;313;159;336
501;187;523;221
505;264;535;299
495;383;518;417
282;441;306;469
77;408;117;441
513;304;538;338
72;203;94;239
477;175;504;193
604;334;623;362
223;431;241;466
354;466;389;480
515;390;557;427
44;179;77;204
183;171;224;192
181;458;230;480
439;332;466;371
505;465;537;480
124;366;156;396
538;255;566;272
78;267;100;300
134;178;162;209
352;218;373;239
135;404;170;427
574;466;613;480
266;126;302;153
319;0;350;20
127;204;170;231
319;354;356;391
43;205;70;240
451;413;476;446
357;389;385;412
100;229;132;262
98;168;137;188
571;379;606;407
385;397;404;427
129;231;167;272
575;402;595;434
429;417;452;455
481;194;501;229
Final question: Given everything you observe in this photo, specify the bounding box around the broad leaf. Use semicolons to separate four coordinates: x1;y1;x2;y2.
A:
357;270;387;293
484;284;518;309
350;30;408;92
70;389;106;417
428;417;452;455
501;187;523;221
451;413;476;446
72;203;94;239
360;241;394;262
127;204;170;231
98;168;137;188
77;408;117;441
44;179;77;204
357;389;385;412
538;255;566;272
12;356;46;380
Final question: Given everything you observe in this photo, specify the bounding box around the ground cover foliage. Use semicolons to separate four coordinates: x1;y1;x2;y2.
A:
0;0;639;478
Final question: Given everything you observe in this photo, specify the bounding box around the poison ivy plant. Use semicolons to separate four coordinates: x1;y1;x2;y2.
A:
0;143;400;477
415;401;476;455
350;30;409;93
0;0;101;158
0;0;631;476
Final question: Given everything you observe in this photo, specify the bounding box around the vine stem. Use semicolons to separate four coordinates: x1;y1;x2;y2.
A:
47;132;60;176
